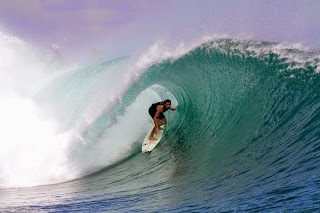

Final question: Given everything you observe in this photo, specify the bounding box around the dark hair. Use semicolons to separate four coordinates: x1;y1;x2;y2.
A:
164;99;171;104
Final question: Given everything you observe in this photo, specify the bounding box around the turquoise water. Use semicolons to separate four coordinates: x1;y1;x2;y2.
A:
1;38;320;212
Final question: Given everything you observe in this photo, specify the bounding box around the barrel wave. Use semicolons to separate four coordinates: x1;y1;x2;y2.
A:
1;35;320;212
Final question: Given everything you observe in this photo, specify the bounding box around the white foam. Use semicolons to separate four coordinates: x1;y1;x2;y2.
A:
208;39;320;73
0;97;77;188
135;35;319;77
0;30;78;188
134;34;228;71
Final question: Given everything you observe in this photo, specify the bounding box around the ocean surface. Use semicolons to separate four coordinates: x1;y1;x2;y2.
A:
1;31;320;212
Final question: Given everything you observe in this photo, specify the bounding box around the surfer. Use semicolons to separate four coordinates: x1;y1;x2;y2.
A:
148;99;177;141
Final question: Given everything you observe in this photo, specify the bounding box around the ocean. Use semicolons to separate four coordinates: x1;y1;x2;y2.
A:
1;31;320;212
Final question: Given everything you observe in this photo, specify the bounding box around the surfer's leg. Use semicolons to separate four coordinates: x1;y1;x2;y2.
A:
149;119;161;140
149;125;158;140
160;118;167;125
156;119;164;130
158;118;167;130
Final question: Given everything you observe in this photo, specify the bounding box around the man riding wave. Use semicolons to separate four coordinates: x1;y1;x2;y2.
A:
148;99;177;140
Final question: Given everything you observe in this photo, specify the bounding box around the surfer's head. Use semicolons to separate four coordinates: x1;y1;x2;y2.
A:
163;99;171;109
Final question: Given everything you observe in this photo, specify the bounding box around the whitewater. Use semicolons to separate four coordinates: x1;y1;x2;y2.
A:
1;29;320;212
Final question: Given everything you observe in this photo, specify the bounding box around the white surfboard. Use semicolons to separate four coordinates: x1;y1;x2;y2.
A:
142;126;164;153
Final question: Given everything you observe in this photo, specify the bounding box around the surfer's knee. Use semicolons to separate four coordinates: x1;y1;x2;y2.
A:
156;119;161;126
162;118;167;125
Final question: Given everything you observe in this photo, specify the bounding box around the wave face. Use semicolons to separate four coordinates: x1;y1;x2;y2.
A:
1;34;320;211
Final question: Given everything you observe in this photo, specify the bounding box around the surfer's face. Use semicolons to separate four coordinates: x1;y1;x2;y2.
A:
164;102;171;109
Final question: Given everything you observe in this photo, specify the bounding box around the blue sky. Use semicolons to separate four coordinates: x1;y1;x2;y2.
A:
1;0;319;60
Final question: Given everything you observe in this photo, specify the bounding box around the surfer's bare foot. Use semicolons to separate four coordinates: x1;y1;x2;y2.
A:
149;136;157;141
